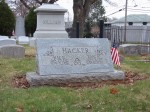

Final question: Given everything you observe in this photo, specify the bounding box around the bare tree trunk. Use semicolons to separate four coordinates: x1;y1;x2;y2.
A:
70;0;98;38
70;0;83;38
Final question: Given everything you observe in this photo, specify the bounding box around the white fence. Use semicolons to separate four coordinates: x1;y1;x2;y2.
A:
104;25;150;44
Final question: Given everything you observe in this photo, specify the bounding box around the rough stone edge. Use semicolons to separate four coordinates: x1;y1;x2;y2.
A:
26;71;124;86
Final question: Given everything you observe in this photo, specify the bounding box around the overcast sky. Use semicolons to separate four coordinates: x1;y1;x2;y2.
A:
56;0;150;21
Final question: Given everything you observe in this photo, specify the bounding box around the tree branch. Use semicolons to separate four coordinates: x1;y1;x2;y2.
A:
48;0;58;4
34;0;42;5
90;0;98;5
20;0;31;9
83;0;95;17
104;0;117;7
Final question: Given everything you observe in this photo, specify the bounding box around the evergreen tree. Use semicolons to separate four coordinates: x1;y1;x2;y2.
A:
89;0;106;22
0;0;15;36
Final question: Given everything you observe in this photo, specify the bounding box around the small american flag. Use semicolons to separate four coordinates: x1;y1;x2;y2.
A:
111;43;120;66
12;30;15;36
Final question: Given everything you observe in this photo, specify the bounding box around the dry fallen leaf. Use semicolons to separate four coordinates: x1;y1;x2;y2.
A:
110;88;119;94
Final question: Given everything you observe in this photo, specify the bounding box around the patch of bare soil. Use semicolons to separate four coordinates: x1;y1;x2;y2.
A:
25;54;35;58
12;71;149;89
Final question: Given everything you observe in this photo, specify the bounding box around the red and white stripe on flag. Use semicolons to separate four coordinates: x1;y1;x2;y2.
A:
111;47;120;66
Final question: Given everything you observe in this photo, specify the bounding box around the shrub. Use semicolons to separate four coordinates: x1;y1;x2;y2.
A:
0;0;15;36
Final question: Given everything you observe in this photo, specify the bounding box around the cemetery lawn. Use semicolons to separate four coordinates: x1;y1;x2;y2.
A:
0;46;150;112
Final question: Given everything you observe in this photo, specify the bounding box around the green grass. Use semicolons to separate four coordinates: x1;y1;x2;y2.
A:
0;46;150;112
122;55;150;74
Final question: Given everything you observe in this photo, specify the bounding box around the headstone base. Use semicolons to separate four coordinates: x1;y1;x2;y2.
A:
26;71;124;86
34;31;68;38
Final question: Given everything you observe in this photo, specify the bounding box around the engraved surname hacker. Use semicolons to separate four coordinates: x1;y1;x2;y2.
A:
62;47;89;54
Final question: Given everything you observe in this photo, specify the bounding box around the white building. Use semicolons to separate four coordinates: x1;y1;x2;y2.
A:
111;14;150;26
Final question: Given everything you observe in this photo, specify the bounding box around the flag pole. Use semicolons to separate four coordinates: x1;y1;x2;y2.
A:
124;0;128;44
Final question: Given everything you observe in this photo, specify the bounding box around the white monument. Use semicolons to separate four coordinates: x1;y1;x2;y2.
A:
15;16;25;37
29;37;36;47
26;4;124;86
34;4;68;38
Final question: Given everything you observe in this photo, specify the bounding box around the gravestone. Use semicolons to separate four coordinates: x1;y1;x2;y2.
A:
0;45;25;58
18;36;29;44
0;36;9;40
15;16;25;37
33;4;68;38
26;4;124;86
29;37;36;47
139;45;150;55
119;44;150;55
0;39;16;46
36;38;114;75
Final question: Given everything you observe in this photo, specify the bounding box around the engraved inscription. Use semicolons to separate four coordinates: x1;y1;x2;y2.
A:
43;47;54;56
39;46;109;66
51;56;69;65
36;38;114;75
43;20;61;25
74;58;81;65
62;48;89;54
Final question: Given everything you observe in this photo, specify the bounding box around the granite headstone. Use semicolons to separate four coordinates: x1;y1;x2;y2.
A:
0;36;9;40
0;39;16;46
36;38;114;75
26;4;124;86
18;36;29;44
0;45;25;58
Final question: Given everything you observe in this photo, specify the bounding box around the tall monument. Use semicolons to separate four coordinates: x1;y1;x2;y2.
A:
15;16;25;37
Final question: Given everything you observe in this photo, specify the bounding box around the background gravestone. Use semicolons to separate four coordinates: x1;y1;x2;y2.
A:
18;36;29;44
0;36;9;40
0;39;16;46
15;16;25;38
119;44;150;55
33;4;68;38
0;45;25;58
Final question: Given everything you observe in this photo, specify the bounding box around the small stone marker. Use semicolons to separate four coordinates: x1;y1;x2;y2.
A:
119;44;150;55
0;45;25;58
0;36;9;40
18;36;29;44
26;4;124;86
0;39;16;46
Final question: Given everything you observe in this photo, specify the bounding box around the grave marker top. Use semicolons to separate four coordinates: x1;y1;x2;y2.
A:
34;4;68;38
35;4;67;12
